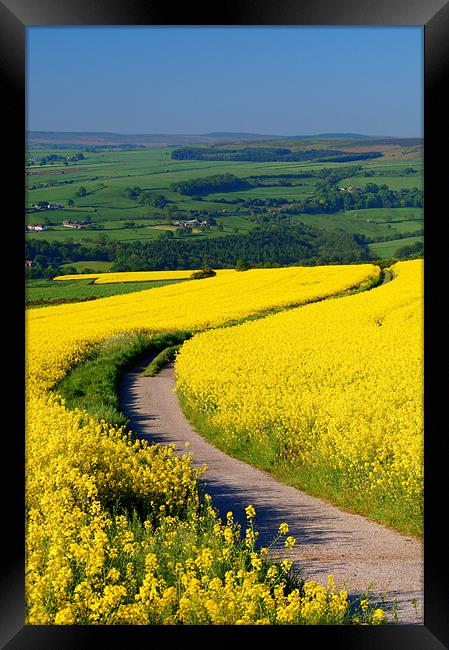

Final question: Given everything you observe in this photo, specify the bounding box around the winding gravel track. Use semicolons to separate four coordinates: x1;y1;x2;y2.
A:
120;359;423;624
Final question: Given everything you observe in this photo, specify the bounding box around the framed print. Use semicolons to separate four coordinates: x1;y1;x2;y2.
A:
2;0;448;647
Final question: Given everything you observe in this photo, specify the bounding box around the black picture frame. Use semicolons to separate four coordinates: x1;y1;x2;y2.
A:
3;0;448;647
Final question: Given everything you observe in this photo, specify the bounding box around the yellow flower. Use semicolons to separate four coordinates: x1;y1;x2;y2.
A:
107;568;120;583
372;608;385;623
250;553;262;571
266;566;278;581
245;505;256;520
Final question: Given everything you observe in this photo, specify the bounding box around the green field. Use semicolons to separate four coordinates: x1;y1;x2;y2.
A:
339;174;423;191
293;207;423;240
367;236;424;258
26;144;423;248
59;260;114;273
25;277;186;307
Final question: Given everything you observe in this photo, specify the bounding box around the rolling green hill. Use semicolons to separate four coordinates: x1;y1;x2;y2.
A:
25;135;423;281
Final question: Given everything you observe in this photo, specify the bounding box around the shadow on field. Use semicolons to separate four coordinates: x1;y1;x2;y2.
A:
196;476;346;550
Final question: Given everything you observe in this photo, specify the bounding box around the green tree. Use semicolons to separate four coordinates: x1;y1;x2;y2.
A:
190;264;217;279
235;259;251;271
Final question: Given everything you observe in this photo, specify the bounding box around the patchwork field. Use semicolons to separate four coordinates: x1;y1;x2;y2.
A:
25;144;423;253
368;236;424;258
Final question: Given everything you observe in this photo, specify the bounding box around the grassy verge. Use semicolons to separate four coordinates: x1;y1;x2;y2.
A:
55;332;154;428
141;330;194;376
25;278;186;308
56;330;193;428
142;345;182;376
142;330;193;356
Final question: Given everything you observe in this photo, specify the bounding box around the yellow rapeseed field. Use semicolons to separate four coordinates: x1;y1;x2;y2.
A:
54;269;240;283
53;272;105;281
25;262;386;624
53;270;210;283
27;264;378;395
175;260;423;535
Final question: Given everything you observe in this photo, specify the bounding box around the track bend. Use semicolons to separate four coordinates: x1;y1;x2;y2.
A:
120;359;423;624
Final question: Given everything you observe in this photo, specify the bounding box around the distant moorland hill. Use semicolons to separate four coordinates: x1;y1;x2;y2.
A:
26;130;423;150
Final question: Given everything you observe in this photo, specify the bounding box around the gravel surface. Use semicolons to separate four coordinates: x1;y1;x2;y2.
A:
120;360;423;624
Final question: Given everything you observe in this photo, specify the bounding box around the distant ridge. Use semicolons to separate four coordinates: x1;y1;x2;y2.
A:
26;130;422;148
27;130;372;141
294;133;370;139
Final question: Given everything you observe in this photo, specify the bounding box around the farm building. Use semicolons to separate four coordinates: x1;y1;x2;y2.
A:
172;218;209;228
62;220;88;229
32;202;63;210
26;224;47;231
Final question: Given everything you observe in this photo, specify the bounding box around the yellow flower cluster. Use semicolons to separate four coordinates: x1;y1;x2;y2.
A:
26;409;364;625
25;262;385;624
53;269;235;283
53;273;105;281
25;394;204;624
93;270;204;284
175;260;423;534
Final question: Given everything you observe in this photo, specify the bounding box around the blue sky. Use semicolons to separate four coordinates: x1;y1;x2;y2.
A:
26;26;423;137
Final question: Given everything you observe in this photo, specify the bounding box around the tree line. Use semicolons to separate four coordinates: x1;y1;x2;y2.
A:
124;186;169;207
171;146;383;163
26;219;424;280
169;173;252;196
110;224;368;270
26;152;85;166
169;166;365;198
26;223;369;278
283;184;423;214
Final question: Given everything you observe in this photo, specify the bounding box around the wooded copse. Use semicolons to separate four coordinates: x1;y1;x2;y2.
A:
124;186;169;207
288;184;423;213
170;146;383;163
169;174;252;196
25;223;369;277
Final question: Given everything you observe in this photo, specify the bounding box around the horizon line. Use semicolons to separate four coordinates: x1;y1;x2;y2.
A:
26;130;423;139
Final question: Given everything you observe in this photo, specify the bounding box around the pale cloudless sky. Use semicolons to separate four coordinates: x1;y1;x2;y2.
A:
26;26;423;137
